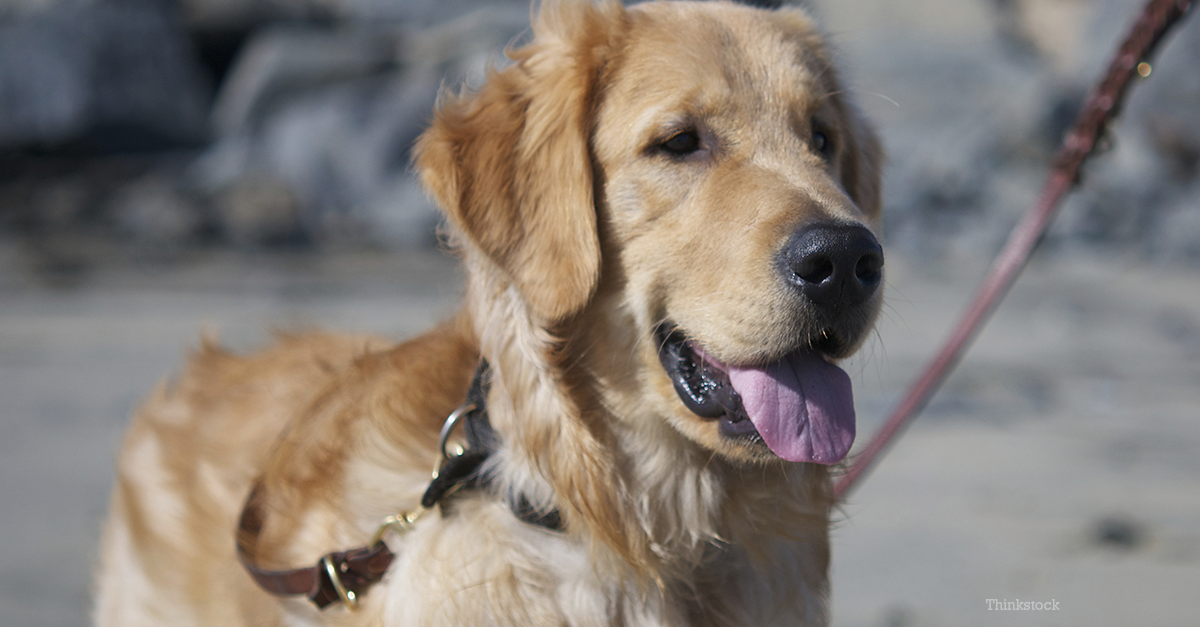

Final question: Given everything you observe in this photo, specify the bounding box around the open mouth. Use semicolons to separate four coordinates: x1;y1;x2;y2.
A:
655;327;759;441
655;325;856;465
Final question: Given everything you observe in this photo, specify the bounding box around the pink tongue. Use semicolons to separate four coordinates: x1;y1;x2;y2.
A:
726;352;855;464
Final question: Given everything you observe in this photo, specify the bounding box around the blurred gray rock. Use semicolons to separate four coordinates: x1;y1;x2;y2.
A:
210;26;401;136
191;5;528;248
1148;189;1200;262
836;0;1200;264
179;0;529;31
0;0;211;151
109;172;205;247
212;174;303;246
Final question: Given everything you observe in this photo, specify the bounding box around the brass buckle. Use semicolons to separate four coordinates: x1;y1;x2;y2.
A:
327;508;430;612
321;554;359;611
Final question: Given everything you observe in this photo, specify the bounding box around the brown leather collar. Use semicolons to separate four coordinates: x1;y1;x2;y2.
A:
235;361;561;610
236;485;396;609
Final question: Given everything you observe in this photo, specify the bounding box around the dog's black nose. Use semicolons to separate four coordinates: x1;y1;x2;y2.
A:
780;223;883;310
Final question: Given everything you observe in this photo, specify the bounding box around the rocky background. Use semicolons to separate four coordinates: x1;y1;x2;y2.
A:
2;0;1198;272
1;0;1198;625
0;0;539;273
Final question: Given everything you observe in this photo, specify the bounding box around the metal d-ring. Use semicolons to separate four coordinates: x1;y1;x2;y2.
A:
433;402;475;478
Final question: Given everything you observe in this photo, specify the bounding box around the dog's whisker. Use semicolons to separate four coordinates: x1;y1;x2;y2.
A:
849;88;902;109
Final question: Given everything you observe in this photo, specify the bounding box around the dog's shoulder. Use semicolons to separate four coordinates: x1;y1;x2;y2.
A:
111;317;478;570
241;317;480;567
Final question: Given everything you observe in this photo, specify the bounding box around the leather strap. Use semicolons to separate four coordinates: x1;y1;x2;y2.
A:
236;361;562;610
237;485;396;609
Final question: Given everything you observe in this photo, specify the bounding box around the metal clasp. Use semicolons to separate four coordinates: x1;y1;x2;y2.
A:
368;508;429;548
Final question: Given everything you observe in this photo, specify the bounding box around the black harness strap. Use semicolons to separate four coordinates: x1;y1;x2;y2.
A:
422;362;563;529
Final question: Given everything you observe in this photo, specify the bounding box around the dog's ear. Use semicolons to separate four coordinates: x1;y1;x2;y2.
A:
416;1;621;323
838;106;884;225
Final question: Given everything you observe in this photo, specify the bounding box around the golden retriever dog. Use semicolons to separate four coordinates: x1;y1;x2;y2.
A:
94;1;883;625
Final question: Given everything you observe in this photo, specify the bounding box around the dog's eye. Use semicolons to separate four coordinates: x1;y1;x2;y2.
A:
812;131;833;158
660;131;701;156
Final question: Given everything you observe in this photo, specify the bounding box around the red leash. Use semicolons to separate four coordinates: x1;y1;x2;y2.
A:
834;0;1194;501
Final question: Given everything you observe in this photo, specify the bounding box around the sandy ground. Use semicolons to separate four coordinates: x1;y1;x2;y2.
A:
2;237;1198;626
833;251;1200;626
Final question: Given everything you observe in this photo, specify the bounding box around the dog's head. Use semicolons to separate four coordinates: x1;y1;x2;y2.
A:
417;1;882;565
593;1;884;469
418;0;882;466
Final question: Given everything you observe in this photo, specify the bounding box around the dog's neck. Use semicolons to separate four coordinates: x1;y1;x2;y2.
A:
461;251;833;583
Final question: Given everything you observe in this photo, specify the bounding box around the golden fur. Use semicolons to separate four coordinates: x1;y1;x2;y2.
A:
94;1;883;625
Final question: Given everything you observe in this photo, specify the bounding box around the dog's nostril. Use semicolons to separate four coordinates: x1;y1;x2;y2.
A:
794;256;834;285
780;223;883;308
855;251;883;284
